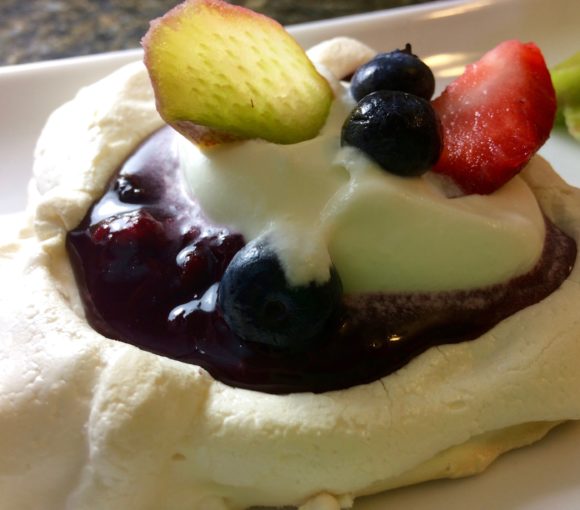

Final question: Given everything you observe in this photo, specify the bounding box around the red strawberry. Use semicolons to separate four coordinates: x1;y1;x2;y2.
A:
432;40;556;195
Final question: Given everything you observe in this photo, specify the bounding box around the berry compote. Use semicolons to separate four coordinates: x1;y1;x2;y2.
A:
67;127;577;394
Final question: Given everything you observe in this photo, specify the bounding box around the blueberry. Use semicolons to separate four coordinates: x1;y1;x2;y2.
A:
351;44;435;102
341;90;442;177
217;240;342;350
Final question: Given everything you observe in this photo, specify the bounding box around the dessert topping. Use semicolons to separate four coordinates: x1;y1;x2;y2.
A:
142;0;333;145
350;43;435;101
341;90;442;177
432;40;557;194
66;128;576;393
217;239;343;350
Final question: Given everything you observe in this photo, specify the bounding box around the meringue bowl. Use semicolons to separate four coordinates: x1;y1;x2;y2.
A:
2;0;580;509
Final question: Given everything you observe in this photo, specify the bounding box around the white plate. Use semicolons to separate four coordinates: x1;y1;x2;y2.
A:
2;0;580;508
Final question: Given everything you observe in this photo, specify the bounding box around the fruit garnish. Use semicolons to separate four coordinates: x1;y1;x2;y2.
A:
350;43;435;101
142;0;333;145
217;239;342;350
341;90;442;177
432;40;556;195
551;51;580;140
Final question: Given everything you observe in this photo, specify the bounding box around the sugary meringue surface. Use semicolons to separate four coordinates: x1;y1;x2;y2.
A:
2;43;580;510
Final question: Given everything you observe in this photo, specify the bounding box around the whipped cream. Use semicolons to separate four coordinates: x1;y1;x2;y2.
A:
182;78;545;292
2;39;580;510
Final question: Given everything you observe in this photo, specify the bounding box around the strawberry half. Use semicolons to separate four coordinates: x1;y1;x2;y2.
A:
142;0;333;146
432;40;556;195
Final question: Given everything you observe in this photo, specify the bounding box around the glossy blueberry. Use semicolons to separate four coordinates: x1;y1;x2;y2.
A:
341;90;442;177
351;44;435;102
217;240;342;350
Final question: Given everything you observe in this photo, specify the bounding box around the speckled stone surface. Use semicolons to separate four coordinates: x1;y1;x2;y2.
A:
1;0;436;66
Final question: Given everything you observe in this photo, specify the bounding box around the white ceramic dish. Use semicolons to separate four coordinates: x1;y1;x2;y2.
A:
1;0;580;508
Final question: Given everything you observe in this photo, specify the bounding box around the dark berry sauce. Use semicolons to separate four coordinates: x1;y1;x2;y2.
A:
66;127;577;394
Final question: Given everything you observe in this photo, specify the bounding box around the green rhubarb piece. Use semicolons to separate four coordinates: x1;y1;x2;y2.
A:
142;0;333;146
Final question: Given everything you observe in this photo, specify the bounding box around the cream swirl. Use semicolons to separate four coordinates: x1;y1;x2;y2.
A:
182;81;545;292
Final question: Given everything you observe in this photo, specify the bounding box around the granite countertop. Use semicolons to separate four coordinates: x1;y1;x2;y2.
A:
1;0;436;66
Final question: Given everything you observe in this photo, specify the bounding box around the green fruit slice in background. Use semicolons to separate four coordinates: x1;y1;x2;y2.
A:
551;51;580;140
